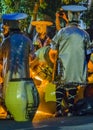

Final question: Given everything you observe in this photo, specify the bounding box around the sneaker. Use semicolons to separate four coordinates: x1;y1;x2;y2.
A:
67;112;73;117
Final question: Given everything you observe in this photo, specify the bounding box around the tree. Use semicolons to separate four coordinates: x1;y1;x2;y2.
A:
0;0;62;32
1;0;92;30
1;0;37;31
85;0;93;28
38;0;62;20
61;0;83;4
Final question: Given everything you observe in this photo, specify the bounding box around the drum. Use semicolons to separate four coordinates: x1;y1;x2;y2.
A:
0;105;7;119
45;82;67;108
30;46;53;82
35;46;53;66
5;78;39;121
35;81;56;114
45;82;56;102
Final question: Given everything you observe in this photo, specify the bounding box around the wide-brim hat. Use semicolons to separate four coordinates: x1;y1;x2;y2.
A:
31;21;53;26
61;5;87;12
2;13;28;20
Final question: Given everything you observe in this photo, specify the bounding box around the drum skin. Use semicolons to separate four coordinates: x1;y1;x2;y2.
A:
5;79;39;121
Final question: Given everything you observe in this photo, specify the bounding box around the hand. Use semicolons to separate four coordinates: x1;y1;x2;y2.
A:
49;49;58;63
56;11;68;23
56;12;60;18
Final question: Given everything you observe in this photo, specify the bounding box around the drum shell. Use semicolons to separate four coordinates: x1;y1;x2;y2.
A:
31;46;53;81
35;46;53;67
5;79;39;121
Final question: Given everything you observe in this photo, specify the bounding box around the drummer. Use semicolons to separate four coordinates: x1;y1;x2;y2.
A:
31;20;53;51
49;5;92;117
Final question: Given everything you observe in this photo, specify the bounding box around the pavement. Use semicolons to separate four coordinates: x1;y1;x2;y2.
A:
0;114;93;130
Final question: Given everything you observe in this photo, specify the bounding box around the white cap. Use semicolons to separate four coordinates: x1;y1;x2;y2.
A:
61;5;87;23
61;5;87;12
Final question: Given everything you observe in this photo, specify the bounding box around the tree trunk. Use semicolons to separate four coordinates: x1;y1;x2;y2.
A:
88;0;93;10
27;2;40;39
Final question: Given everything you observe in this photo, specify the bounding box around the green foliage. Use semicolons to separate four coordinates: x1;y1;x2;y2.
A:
85;9;93;27
1;0;92;30
1;0;35;14
1;0;64;29
38;0;62;20
1;0;35;31
61;0;83;5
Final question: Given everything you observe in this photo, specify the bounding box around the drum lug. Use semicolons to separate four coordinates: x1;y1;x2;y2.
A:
26;103;37;119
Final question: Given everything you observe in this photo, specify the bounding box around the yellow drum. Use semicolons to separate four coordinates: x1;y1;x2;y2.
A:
5;78;39;121
45;82;56;102
45;82;67;110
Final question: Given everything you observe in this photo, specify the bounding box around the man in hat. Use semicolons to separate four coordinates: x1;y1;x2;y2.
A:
31;20;53;51
1;12;36;86
49;5;92;117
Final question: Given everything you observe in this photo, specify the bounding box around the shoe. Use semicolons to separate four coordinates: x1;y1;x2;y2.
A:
67;112;73;117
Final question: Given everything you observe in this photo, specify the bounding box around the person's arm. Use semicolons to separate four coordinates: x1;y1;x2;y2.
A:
55;12;61;31
28;2;39;40
55;11;68;31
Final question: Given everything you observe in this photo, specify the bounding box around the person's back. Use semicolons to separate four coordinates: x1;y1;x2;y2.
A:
1;13;35;79
2;31;34;79
54;24;90;83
